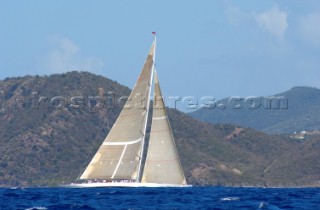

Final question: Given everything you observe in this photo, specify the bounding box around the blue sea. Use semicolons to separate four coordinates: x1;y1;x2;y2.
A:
0;187;319;210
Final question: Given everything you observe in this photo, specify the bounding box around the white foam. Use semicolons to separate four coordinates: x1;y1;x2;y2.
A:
220;197;240;201
25;207;47;210
259;201;266;208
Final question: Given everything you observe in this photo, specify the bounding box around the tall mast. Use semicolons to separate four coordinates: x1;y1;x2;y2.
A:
137;36;156;181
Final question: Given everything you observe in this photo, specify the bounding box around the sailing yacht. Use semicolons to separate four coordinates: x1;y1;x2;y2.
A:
68;38;190;187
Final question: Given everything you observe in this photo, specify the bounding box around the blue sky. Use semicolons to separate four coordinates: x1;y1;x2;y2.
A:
0;0;319;110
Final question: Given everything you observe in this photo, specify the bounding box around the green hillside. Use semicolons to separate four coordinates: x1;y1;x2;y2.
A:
189;87;320;134
0;72;319;187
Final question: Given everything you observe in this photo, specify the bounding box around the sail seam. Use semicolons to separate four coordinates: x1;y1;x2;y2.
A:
103;138;142;146
153;116;167;120
111;144;127;179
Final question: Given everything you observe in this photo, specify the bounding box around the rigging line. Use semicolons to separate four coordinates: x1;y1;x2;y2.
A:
153;61;157;70
136;154;141;160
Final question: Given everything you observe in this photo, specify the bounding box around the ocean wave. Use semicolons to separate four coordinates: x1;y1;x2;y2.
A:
25;207;47;210
220;197;240;201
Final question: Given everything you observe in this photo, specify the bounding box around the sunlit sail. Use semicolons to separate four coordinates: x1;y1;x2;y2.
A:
67;37;190;187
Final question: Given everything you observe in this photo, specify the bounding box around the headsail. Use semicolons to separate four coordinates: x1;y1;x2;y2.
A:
80;41;156;181
142;70;187;185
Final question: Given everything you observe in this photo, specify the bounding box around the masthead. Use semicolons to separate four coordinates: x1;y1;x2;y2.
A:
152;31;156;41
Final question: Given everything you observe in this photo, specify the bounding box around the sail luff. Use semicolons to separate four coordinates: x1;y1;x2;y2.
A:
136;38;156;182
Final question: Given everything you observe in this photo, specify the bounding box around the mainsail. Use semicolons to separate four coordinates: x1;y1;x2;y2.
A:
141;70;187;185
80;41;155;181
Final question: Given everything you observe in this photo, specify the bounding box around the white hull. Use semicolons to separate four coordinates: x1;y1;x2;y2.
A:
64;182;192;188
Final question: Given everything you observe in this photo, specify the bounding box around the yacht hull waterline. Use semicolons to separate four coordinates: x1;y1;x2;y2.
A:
65;182;192;188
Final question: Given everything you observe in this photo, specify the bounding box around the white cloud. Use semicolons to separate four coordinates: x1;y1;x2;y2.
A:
253;5;288;39
59;38;79;55
43;35;103;74
299;13;320;46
